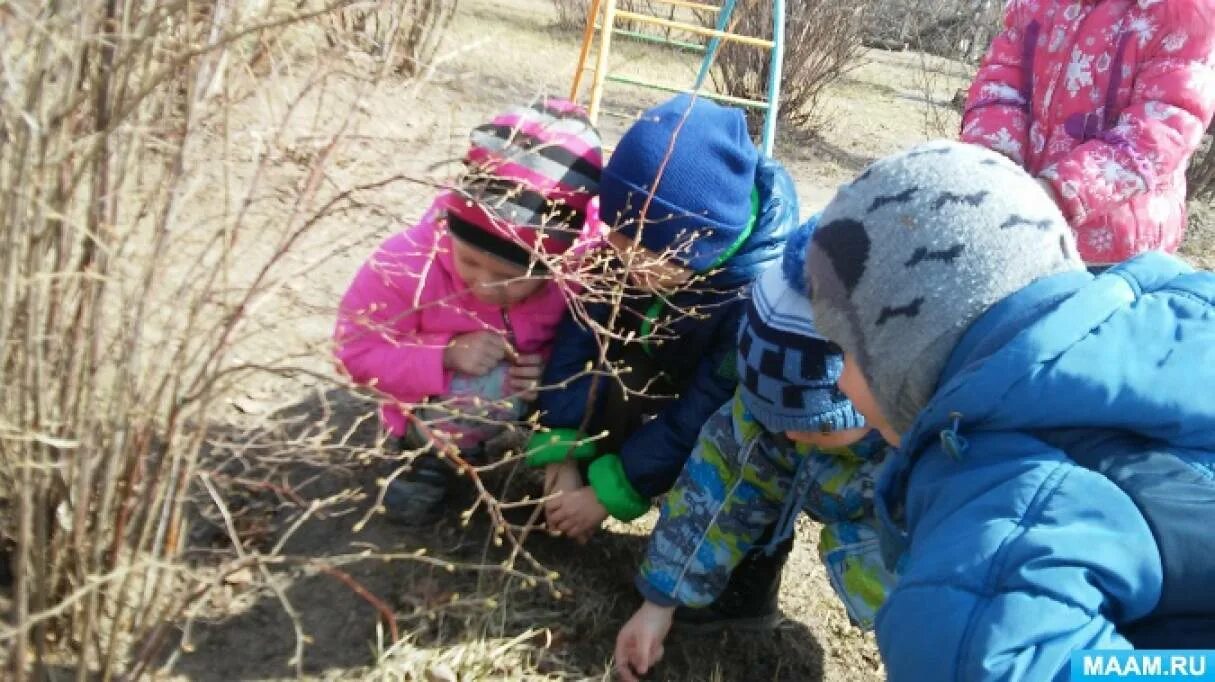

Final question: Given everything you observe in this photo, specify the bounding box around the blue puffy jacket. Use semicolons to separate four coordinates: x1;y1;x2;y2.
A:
536;157;799;498
874;252;1215;681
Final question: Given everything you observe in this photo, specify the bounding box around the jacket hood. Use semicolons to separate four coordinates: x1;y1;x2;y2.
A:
878;252;1215;556
703;156;799;289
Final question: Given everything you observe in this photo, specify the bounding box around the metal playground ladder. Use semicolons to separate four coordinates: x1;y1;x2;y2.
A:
568;0;787;156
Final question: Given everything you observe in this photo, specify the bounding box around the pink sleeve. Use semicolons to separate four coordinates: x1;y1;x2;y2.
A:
1047;5;1215;225
961;2;1032;165
334;233;453;403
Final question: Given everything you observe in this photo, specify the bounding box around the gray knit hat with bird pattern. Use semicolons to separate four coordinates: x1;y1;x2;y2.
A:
806;141;1085;434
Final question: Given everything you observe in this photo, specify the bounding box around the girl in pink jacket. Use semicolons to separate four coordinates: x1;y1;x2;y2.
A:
334;99;602;524
962;0;1215;265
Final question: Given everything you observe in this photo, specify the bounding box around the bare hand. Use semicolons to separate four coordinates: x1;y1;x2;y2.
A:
543;460;583;536
614;602;674;682
544;460;583;497
547;486;608;544
443;331;511;376
509;353;544;401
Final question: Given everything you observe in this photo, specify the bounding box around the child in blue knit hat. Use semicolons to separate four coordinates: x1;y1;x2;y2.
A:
613;218;897;681
524;94;800;546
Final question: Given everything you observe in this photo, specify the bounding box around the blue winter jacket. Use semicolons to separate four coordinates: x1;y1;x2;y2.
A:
874;252;1215;681
536;157;799;498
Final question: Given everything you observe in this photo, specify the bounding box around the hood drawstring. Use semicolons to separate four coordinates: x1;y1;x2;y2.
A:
940;411;969;460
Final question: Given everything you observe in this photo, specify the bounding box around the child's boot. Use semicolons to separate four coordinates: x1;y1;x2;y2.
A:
673;535;792;632
381;441;484;526
382;446;453;526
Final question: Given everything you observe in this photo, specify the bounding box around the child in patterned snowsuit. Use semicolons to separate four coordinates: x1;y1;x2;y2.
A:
961;0;1215;266
614;219;897;681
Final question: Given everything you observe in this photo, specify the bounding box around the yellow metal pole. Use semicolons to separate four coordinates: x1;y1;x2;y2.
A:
613;10;774;48
605;73;769;109
568;0;604;102
648;0;722;12
588;0;618;125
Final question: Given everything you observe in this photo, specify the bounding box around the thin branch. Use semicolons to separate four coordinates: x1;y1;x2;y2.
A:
317;565;400;643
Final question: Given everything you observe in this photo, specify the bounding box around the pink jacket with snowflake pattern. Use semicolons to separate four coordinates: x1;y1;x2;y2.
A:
962;0;1215;263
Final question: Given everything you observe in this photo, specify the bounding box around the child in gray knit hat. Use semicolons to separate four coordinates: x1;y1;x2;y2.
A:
808;140;1215;679
614;218;895;682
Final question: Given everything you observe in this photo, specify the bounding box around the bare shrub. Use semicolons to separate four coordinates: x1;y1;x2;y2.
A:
0;0;476;678
321;0;460;76
865;0;1000;63
550;0;594;30
705;0;869;132
550;0;681;36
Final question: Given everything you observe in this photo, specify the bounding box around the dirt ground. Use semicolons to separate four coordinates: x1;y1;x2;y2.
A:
133;0;1213;680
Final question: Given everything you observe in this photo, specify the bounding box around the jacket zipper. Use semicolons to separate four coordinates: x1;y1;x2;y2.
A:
501;308;518;352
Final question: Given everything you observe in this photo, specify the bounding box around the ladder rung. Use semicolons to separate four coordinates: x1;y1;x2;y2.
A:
612;10;774;49
648;0;722;12
599;109;641;120
604;74;771;109
599;26;706;52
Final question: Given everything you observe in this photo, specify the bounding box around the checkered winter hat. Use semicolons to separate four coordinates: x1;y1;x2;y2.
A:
737;217;867;434
807;141;1085;434
441;97;603;268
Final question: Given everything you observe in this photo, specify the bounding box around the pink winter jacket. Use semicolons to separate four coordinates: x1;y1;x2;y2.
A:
334;194;570;437
962;0;1215;263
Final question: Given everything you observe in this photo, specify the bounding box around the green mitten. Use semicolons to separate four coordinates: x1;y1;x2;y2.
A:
524;428;597;467
587;454;650;521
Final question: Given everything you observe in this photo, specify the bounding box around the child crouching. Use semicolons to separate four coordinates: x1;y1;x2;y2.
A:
334;99;602;525
529;94;799;542
613;219;897;681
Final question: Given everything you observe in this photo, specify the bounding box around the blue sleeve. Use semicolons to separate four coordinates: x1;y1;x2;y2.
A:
876;437;1156;682
618;316;740;498
638;396;791;608
536;309;602;430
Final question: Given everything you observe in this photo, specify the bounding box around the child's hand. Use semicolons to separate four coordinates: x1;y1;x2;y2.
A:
614;601;674;682
547;486;608;544
509;353;545;401
544;460;583;496
444;331;512;376
543;460;583;535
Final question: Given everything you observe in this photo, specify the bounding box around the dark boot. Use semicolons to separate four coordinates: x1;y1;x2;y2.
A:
382;447;455;526
673;535;793;632
381;436;487;526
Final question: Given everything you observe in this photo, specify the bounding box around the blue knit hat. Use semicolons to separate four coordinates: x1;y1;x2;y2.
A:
599;94;760;272
737;216;867;434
